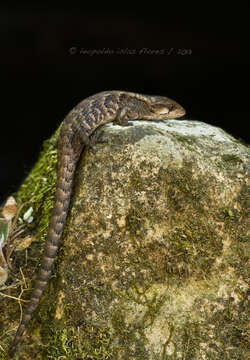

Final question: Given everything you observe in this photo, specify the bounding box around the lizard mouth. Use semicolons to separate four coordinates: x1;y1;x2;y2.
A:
156;108;171;115
151;103;186;118
177;113;186;119
171;106;186;118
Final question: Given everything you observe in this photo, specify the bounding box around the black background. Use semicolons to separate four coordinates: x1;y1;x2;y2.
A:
0;6;249;204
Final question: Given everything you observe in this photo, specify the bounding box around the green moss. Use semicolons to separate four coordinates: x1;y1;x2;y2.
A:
161;323;176;359
221;154;243;164
40;322;114;359
174;134;197;146
125;207;145;236
16;124;62;243
123;161;223;284
16;274;115;358
160;163;208;212
0;127;62;358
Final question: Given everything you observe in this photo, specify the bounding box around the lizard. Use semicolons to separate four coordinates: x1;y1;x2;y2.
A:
9;90;186;356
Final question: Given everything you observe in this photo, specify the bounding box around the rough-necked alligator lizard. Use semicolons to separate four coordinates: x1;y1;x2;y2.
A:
9;90;185;356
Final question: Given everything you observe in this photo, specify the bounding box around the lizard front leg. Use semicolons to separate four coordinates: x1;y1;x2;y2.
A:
115;106;135;126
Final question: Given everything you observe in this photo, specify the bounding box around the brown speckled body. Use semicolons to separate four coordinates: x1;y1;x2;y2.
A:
9;90;185;356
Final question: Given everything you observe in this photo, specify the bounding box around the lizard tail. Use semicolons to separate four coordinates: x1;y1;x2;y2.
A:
9;139;79;357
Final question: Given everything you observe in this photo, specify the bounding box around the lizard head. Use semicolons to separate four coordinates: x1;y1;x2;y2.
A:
123;93;186;121
115;91;186;123
141;95;186;120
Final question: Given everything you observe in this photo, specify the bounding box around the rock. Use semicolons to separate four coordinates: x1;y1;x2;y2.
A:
6;120;250;359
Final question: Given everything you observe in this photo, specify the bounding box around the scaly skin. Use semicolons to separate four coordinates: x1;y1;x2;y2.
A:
9;90;185;356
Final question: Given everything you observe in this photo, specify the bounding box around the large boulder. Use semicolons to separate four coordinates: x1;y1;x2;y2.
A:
2;119;249;359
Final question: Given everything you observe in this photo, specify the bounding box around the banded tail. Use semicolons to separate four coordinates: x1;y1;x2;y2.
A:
9;132;82;357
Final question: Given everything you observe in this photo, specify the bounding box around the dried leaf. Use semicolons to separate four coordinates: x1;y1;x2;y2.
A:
2;196;17;221
14;235;36;251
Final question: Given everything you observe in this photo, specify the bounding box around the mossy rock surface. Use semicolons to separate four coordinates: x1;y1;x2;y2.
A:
1;119;249;359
